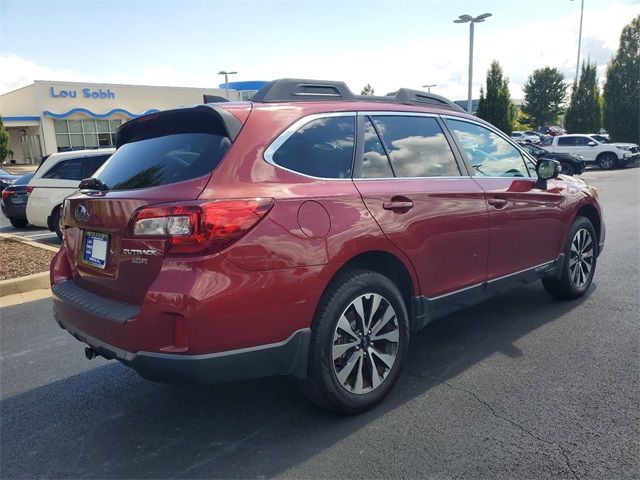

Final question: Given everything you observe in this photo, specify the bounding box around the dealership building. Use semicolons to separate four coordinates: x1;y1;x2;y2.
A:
0;80;260;164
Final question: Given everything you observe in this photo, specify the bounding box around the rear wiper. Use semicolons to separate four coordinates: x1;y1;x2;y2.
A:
79;177;109;191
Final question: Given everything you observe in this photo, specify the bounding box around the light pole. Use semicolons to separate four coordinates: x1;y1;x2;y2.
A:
454;13;492;113
422;84;437;93
218;70;237;100
571;0;585;82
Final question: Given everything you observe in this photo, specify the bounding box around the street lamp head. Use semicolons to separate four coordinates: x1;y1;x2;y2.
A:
474;13;492;21
454;14;473;23
218;71;238;75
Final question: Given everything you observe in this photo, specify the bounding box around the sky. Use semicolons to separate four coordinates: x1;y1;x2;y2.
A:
1;0;639;101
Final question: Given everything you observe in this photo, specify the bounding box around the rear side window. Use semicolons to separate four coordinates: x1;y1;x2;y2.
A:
371;116;460;177
271;116;355;178
42;158;85;181
557;137;575;146
95;111;231;190
84;155;110;178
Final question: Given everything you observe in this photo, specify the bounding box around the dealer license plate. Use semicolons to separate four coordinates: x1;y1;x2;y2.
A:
83;231;109;269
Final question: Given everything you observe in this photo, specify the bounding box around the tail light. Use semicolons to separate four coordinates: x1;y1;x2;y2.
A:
129;198;274;255
26;185;34;195
2;189;11;200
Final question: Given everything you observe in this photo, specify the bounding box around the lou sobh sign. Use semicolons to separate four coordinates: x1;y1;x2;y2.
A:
49;86;116;99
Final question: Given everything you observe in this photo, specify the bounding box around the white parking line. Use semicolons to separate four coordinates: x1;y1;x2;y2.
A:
21;233;57;238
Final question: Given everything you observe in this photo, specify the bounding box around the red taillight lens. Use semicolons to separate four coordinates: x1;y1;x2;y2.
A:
26;185;34;195
129;198;274;255
2;189;11;200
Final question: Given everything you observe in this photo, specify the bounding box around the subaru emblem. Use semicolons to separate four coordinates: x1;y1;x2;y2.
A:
75;205;88;221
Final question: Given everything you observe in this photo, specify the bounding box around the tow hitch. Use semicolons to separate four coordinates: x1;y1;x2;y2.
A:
85;347;99;360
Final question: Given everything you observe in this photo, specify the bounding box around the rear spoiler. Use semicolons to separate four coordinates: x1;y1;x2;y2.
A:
116;104;243;147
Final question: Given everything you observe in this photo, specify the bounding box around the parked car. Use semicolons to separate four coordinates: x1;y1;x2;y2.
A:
1;172;35;228
537;125;565;137
520;143;585;176
540;134;638;169
26;149;114;239
51;79;605;414
0;168;21;191
511;131;540;144
588;134;639;159
525;131;548;142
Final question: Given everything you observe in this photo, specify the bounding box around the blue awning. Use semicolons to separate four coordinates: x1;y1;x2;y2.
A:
43;108;159;119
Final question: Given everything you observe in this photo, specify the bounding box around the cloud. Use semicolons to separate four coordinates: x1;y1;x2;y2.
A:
1;3;636;101
0;53;84;94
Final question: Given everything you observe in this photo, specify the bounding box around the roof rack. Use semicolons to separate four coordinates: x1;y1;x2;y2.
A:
250;78;464;112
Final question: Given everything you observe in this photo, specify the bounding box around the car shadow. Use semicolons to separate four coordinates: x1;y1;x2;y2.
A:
0;281;596;479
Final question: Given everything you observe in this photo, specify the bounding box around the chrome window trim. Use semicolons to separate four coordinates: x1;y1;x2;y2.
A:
356;111;440;118
263;112;357;181
441;114;537;177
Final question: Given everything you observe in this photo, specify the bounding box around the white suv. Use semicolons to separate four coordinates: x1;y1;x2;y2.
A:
540;134;639;170
26;149;114;238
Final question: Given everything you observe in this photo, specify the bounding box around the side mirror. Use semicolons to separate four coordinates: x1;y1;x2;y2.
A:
535;158;561;189
588;141;596;146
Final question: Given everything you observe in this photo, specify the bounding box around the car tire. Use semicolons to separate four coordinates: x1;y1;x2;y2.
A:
299;270;410;414
560;162;575;176
51;206;63;240
9;218;28;228
597;153;617;170
542;216;597;299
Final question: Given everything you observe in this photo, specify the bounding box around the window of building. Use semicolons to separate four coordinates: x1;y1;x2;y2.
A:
447;119;531;178
271;116;355;178
371;116;460;177
54;119;123;152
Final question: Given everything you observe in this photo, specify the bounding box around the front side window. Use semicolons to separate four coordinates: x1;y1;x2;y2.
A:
541;137;553;146
371;116;460;177
271;116;355;179
447;119;531;178
574;136;592;146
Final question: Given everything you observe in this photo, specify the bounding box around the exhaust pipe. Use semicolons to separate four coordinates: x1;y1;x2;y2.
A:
85;347;98;360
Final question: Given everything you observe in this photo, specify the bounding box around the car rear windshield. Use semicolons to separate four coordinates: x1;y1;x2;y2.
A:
94;110;231;191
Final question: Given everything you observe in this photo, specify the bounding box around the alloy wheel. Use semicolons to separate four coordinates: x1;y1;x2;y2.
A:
332;293;400;395
569;228;594;287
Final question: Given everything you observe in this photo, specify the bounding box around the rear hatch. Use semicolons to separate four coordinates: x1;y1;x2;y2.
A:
60;105;246;304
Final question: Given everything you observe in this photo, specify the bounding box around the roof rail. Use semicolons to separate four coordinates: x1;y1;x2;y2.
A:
250;79;355;102
250;78;464;111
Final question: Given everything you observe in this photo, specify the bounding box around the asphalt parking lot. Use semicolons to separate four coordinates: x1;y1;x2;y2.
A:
1;166;638;479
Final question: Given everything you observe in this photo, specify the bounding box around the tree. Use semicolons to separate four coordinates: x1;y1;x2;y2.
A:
603;15;640;143
475;60;514;134
0;118;12;164
360;84;375;96
521;67;567;128
565;61;601;133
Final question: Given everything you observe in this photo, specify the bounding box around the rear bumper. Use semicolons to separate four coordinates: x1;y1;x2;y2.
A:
52;280;311;383
1;203;26;219
53;282;311;384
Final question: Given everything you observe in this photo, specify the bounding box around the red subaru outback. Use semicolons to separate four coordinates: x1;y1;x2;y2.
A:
51;79;604;413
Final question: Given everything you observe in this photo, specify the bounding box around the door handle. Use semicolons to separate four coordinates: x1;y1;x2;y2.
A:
487;197;508;209
383;200;414;211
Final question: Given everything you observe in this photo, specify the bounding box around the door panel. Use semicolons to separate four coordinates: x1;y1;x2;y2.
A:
444;117;567;279
354;179;489;298
473;177;566;279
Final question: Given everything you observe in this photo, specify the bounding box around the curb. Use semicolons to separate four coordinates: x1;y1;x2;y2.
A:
0;232;60;252
1;233;56;299
0;271;50;297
